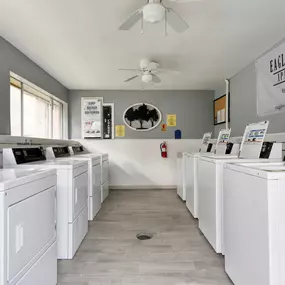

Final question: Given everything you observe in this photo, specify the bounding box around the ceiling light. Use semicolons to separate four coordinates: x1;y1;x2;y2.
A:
143;3;165;24
142;74;153;83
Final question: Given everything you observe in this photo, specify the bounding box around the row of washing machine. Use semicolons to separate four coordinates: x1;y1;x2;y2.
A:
177;121;285;285
0;144;109;285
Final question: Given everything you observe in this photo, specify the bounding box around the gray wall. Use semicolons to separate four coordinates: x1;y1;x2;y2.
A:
0;37;68;135
230;63;285;136
69;90;214;139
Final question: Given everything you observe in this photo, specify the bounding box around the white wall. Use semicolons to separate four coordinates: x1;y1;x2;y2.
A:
79;139;201;189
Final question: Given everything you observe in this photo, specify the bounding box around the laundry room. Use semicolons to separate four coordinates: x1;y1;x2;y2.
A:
0;1;285;285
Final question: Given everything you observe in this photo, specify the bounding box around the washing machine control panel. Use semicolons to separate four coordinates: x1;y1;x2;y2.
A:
225;143;234;154
52;147;70;158
12;148;46;164
72;146;84;154
259;142;274;159
207;143;213;153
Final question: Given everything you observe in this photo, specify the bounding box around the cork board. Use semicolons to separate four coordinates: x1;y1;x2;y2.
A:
214;95;229;125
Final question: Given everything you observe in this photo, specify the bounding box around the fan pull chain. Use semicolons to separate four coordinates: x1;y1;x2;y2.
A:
165;9;168;36
141;15;144;34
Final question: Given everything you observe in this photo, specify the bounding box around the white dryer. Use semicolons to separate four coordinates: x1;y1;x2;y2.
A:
197;121;282;254
224;161;285;285
46;146;102;220
68;145;109;203
3;147;89;260
0;165;57;285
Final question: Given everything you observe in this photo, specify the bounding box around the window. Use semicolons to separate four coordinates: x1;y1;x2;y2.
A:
10;76;65;139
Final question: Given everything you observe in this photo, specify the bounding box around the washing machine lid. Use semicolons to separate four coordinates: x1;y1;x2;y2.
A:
16;159;87;170
199;154;239;162
0;168;56;191
75;153;101;160
187;152;214;158
224;161;285;179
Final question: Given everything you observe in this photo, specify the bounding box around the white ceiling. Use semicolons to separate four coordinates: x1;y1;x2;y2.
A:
0;0;285;91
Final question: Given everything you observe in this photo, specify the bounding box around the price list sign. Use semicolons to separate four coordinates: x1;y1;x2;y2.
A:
82;98;103;138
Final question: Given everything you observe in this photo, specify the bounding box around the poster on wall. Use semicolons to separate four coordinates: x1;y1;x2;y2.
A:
123;103;162;132
256;41;285;116
115;125;125;137
81;97;103;138
167;114;177;127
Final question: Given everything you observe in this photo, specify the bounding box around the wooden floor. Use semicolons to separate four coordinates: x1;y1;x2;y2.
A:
58;190;233;285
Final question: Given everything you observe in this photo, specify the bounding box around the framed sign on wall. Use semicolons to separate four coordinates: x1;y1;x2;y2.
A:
81;97;103;138
213;94;230;125
123;103;162;132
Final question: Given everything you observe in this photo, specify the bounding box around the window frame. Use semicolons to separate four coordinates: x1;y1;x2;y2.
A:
10;73;68;139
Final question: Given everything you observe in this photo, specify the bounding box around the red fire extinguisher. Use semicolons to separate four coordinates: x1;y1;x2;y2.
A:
160;141;168;158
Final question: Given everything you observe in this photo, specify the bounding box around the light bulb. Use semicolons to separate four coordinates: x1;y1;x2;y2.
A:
143;3;165;24
142;74;153;83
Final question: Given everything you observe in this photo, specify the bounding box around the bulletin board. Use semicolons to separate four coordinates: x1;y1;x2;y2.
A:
214;94;230;125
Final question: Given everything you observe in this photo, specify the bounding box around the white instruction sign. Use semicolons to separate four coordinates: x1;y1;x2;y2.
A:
215;129;231;155
239;121;269;159
199;132;212;153
243;129;267;145
202;132;212;145
82;98;103;138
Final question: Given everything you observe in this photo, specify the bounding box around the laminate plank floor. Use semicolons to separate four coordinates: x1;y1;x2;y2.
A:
58;190;233;285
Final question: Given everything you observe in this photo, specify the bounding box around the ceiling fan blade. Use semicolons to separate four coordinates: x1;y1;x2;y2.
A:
158;68;181;74
119;68;140;71
119;9;142;30
167;8;189;32
152;74;162;83
124;75;139;82
167;0;202;3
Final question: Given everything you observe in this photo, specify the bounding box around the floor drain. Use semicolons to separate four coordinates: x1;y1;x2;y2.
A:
136;233;153;241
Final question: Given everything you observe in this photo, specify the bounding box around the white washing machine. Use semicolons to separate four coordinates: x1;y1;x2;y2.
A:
184;129;239;218
46;146;102;220
177;132;214;201
3;147;89;260
68;145;109;203
198;121;283;254
0;162;57;285
224;161;285;285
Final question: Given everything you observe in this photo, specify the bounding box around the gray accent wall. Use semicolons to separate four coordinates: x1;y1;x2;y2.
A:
230;63;285;136
0;37;68;135
69;90;214;139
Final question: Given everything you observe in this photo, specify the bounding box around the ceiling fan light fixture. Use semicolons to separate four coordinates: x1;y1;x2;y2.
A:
142;74;153;83
143;3;165;23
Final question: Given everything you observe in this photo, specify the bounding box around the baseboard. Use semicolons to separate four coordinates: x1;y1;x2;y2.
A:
110;185;177;190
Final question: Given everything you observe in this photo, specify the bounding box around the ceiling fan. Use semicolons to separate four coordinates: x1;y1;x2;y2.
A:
119;59;177;84
119;0;201;35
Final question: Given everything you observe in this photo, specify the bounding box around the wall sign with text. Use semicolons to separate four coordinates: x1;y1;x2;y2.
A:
256;41;285;116
81;97;103;138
